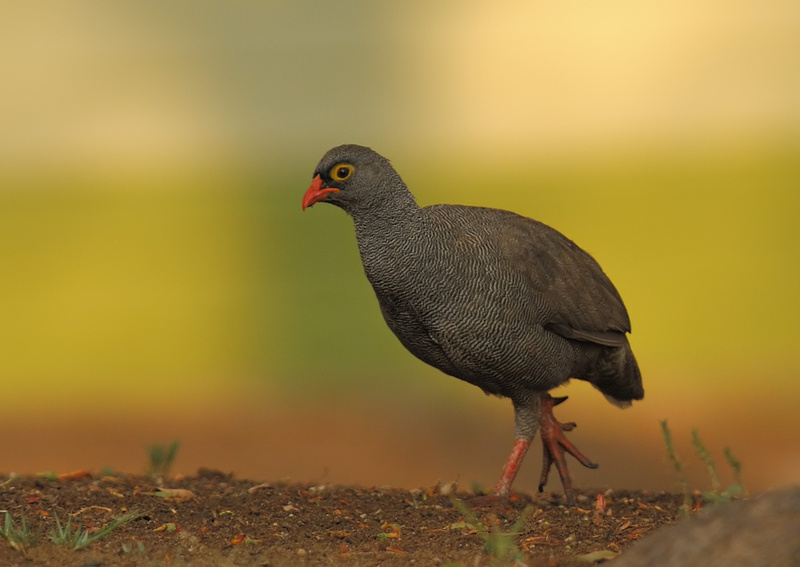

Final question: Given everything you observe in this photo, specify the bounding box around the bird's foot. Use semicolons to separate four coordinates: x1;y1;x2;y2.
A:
537;393;598;505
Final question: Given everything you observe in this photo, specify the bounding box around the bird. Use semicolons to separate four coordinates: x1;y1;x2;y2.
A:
301;144;643;503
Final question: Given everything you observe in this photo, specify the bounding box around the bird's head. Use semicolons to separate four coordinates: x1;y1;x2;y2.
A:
302;144;410;214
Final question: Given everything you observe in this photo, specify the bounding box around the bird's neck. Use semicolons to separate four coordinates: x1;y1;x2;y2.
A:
350;186;425;285
350;181;421;241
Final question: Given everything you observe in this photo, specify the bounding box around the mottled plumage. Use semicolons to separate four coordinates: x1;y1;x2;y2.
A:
302;144;643;501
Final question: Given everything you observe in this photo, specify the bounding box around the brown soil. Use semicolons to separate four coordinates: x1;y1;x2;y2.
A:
0;469;688;566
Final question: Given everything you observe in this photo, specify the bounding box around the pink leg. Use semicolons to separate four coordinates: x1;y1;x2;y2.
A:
493;437;532;496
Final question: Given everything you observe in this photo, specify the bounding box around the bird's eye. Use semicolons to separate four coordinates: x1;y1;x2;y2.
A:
330;164;354;182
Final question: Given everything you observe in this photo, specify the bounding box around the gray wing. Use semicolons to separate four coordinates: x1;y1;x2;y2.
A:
496;210;632;344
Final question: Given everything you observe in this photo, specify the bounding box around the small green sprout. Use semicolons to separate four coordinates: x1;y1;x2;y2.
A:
50;510;140;550
0;510;34;554
660;420;746;517
450;497;532;566
659;420;692;516
147;441;180;477
691;429;745;504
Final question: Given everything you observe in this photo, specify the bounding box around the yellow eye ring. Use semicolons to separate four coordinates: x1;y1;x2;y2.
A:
330;163;354;182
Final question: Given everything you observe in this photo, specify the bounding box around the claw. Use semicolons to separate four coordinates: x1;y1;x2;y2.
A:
537;393;598;504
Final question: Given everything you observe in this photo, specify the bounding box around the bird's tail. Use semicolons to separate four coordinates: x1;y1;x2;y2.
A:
591;341;644;407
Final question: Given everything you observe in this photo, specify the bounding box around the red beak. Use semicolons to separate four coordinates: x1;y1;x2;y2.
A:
302;175;340;210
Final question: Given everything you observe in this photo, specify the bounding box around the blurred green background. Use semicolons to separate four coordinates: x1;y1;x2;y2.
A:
1;2;798;493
